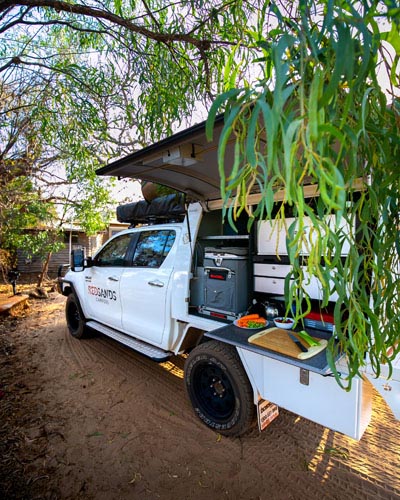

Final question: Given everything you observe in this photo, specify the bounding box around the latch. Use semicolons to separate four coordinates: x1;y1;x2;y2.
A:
214;256;223;266
299;368;309;386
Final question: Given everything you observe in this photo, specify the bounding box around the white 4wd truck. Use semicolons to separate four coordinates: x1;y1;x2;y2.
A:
59;120;399;440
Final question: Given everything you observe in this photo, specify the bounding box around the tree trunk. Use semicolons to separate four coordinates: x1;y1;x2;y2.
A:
37;251;52;288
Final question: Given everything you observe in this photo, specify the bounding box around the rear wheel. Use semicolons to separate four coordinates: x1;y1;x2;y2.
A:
184;340;255;436
65;294;87;339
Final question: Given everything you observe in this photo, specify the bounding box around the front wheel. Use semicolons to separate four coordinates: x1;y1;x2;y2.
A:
184;341;256;436
65;294;87;339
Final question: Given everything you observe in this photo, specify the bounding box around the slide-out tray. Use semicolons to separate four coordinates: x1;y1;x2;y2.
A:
204;323;336;374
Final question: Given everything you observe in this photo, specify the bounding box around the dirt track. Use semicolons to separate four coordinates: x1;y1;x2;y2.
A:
1;292;400;500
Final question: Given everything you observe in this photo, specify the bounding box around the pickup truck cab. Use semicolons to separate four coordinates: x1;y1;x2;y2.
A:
59;119;400;440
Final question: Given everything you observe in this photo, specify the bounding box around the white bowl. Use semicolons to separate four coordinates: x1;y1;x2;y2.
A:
273;317;294;330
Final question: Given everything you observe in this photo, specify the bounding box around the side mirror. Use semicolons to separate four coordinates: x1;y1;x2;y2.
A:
71;250;94;272
71;249;85;272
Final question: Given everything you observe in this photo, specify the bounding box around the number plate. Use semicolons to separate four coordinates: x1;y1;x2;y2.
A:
257;399;279;431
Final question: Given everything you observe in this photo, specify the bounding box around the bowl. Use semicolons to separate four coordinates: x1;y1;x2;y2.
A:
273;317;294;329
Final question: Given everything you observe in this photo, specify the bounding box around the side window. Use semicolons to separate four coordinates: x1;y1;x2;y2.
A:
132;230;176;268
95;234;133;267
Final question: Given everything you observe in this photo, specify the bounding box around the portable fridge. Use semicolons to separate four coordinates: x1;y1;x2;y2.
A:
196;247;249;318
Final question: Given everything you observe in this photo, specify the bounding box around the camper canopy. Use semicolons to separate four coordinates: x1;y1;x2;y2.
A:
96;115;239;202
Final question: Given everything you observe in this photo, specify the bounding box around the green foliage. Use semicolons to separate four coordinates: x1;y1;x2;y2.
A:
0;1;261;142
0;0;262;270
0;65;114;264
0;175;62;259
208;1;400;387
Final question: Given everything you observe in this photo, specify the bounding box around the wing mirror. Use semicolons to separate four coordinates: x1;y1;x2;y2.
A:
70;249;93;272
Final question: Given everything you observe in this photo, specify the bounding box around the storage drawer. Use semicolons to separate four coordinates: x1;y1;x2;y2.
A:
254;276;287;294
254;263;291;278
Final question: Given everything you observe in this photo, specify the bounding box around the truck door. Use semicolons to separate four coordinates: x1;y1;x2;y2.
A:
84;232;136;330
120;229;177;347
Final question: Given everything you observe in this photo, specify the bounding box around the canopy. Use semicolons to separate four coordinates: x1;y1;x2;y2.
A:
96;115;237;202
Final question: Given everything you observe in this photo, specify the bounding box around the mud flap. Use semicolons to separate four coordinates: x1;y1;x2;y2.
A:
257;398;279;431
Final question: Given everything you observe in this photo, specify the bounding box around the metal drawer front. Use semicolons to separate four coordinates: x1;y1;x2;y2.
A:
254;276;286;294
254;263;291;278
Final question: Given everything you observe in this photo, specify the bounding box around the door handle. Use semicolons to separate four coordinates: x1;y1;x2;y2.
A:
108;276;119;282
148;280;164;287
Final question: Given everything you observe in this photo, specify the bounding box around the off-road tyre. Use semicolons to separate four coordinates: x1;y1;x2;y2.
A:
184;340;256;437
65;294;87;339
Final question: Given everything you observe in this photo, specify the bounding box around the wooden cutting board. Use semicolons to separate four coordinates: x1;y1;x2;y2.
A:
248;327;327;360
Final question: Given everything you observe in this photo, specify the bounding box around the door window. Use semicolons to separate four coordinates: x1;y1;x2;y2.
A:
95;233;134;267
132;230;176;268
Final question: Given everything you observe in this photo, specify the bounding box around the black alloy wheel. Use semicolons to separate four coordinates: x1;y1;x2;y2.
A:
184;340;255;436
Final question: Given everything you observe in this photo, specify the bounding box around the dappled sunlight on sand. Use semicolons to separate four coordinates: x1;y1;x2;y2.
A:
159;356;185;379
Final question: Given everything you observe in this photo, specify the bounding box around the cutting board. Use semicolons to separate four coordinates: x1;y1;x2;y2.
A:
248;327;327;360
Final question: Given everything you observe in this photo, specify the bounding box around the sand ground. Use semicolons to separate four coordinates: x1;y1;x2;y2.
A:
0;289;399;499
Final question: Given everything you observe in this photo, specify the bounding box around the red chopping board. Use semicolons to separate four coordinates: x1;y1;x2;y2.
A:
248;327;327;360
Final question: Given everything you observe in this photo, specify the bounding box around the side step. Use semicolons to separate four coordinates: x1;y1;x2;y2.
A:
86;320;172;362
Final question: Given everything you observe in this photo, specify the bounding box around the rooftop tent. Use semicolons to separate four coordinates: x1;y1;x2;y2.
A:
116;193;186;225
96;115;239;203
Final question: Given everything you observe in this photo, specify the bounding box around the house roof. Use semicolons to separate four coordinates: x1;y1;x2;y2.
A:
96;115;241;202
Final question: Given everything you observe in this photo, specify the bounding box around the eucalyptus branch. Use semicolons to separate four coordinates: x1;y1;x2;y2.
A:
186;0;240;36
8;58;117;99
0;117;31;160
34;177;72;188
141;0;161;30
92;133;139;149
0;5;14;21
0;102;35;115
42;194;79;203
0;58;14;73
0;0;227;49
1;18;109;35
0;5;31;33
